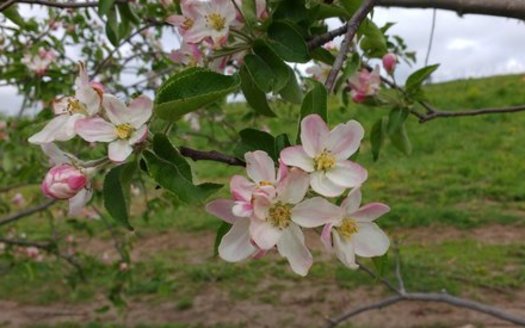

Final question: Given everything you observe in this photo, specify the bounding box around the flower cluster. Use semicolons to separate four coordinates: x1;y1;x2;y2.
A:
207;114;390;276
29;63;152;215
166;0;267;71
22;48;56;76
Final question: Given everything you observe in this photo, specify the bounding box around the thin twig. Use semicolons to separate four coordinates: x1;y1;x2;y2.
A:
179;146;245;167
0;0;17;12
0;199;57;227
324;0;376;92
307;24;349;50
14;0;127;9
394;245;406;293
419;104;525;122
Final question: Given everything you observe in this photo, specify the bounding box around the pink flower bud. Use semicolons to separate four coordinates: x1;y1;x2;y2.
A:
382;53;397;74
25;247;40;258
41;164;88;199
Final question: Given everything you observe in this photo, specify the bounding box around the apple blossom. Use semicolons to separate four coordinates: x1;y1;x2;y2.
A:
347;66;381;103
11;193;25;206
166;0;201;38
28;62;103;144
306;63;331;82
250;169;337;276
280;114;367;197
319;188;390;269
382;53;397;74
185;0;237;48
40;143;94;216
169;42;204;66
22;48;56;75
75;94;153;162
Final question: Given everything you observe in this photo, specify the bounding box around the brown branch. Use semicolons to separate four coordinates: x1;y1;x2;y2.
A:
325;292;525;327
419;104;525;122
307;24;348;50
179;146;245;167
0;0;17;12
0;199;57;227
0;237;52;250
324;0;376;92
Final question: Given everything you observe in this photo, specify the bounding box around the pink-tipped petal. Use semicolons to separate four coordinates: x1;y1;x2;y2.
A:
205;199;238;224
166;14;186;26
76;85;101;116
108;140;133;162
249;217;282;250
41;143;70;165
325;160;367;188
230;175;254;202
321;223;334;251
128;95;153;128
352;203;391;222
291;197;342;228
252;195;271;221
245;150;275;183
310;171;346;197
129;125;148;145
300;114;329;157
232;201;253;218
325;121;364;160
75;117;116;142
102;94;131;125
276;169;309;205
280;146;314;172
352;222;390;257
276;223;312;277
333;231;359;269
219;219;257;262
28;115;79;144
341;187;362;215
276;159;288;183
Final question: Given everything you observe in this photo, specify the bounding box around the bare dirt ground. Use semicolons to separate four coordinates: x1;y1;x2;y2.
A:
1;224;524;328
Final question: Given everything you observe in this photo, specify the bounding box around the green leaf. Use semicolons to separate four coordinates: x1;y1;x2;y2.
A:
390;122;412;156
213;222;232;256
155;68;240;121
274;133;291;156
297;80;327;143
340;0;361;15
105;7;120;46
359;19;388;58
143;151;222;203
234;128;276;160
273;0;308;22
405;64;439;95
239;65;276;117
310;3;351;20
103;162;137;230
152;134;192;181
387;107;409;135
300;80;327;121
117;2;139;25
3;6;26;28
310;47;335;65
240;0;257;26
335;52;360;92
253;42;290;92
370;116;387;161
267;21;310;63
278;66;303;104
243;54;274;93
98;0;116;15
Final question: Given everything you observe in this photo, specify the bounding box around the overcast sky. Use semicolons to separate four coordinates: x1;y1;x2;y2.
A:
1;7;525;116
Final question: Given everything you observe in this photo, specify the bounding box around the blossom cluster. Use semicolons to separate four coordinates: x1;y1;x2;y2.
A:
166;0;266;70
28;63;153;216
22;48;56;76
207;114;390;276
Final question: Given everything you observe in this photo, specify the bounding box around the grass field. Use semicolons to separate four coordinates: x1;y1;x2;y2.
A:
1;74;524;327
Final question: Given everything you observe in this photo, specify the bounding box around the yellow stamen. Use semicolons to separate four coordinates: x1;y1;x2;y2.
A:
259;180;273;187
183;17;194;30
337;218;359;240
67;98;87;115
314;150;336;171
268;202;292;229
206;13;226;31
115;123;135;140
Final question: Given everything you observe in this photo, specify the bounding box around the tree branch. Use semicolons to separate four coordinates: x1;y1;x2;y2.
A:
179;146;245;167
419;104;525;122
14;0;127;9
0;199;57;227
307;24;348;50
325;0;376;92
0;0;17;12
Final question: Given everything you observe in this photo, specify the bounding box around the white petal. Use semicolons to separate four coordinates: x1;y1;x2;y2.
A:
310;171;346;197
276;169;309;204
68;188;92;217
102;94;130;125
333;231;359;269
127;95;153;128
205;199;238;224
230;175;255;202
28;115;79;144
41;143;70;165
76;86;101;116
245;150;275;184
352;222;390;257
300;114;329;157
352;203;391;222
129;125;148;145
325;160;368;188
325;121;364;160
108;140;133;162
292;197;342;228
75;117;116;142
219;219;257;262
341;187;362;215
280;146;314;172
249;217;282;250
276;223;312;276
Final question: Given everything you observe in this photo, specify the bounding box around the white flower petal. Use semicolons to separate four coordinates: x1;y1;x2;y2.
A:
128;95;153;128
325;121;364;160
300;114;329;157
75;117;116;142
310;171;346;197
292;197;342;228
68;187;92;217
249;217;282;250
352;222;390;257
333;231;359;269
325;160;368;188
341;187;362;215
276;169;309;205
28;114;80;144
245;150;276;183
276;223;312;276
205;199;238;224
280;146;314;172
352;203;391;222
102;94;130;125
219;219;257;262
108;140;133;162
